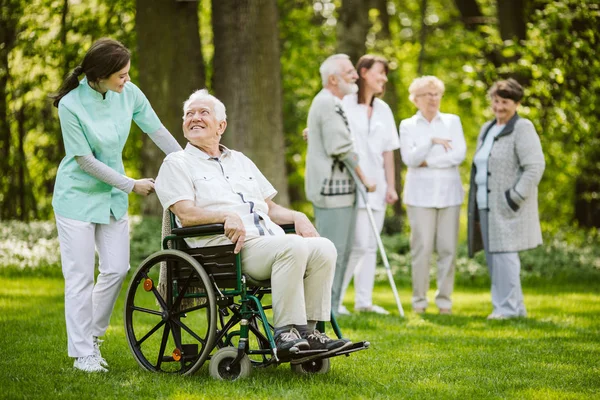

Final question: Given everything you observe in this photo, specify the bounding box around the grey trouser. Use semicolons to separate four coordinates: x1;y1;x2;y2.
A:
406;205;460;310
313;205;357;312
480;210;527;317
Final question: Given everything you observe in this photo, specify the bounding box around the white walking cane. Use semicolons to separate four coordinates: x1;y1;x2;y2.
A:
345;162;405;317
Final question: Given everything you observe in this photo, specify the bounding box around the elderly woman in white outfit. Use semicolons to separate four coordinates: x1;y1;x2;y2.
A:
338;55;400;315
399;76;466;315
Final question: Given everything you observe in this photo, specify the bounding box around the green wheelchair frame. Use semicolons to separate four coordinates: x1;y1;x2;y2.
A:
123;212;369;379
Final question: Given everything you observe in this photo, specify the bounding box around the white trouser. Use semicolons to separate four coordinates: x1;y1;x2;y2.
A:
340;208;385;309
406;205;460;310
55;213;130;358
241;234;336;327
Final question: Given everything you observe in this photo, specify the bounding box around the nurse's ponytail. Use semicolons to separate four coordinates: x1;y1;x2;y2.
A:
50;38;130;108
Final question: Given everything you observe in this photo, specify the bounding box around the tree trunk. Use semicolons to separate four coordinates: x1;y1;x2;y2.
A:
453;0;485;30
0;0;22;220
497;0;527;42
212;0;289;206
336;0;371;64
372;0;404;233
136;0;205;215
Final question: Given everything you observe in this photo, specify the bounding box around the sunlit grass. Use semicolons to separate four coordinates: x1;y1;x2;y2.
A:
1;275;598;399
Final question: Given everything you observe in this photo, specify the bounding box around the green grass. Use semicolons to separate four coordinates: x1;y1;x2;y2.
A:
1;274;599;400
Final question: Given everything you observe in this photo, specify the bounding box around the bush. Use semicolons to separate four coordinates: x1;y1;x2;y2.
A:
379;229;600;287
2;219;599;286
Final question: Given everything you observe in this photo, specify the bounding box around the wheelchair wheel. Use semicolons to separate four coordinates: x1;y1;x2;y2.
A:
124;249;216;375
291;358;330;375
209;347;252;380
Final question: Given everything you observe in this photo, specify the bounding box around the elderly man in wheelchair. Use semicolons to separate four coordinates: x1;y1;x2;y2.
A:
123;89;368;380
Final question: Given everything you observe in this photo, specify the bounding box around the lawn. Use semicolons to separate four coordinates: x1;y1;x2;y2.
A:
1;273;598;400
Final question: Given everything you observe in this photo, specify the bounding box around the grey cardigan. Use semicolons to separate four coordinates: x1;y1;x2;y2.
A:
468;113;545;256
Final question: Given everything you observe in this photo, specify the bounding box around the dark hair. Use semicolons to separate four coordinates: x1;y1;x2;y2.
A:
51;38;131;107
356;55;389;105
488;78;524;102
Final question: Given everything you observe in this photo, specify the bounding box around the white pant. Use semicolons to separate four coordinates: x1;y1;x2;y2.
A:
340;208;385;309
55;213;130;358
241;234;336;327
406;205;460;310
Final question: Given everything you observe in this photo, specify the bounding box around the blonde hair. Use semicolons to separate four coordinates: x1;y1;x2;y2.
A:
408;76;445;103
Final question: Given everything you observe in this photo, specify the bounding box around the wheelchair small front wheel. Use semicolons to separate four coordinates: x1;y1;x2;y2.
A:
209;347;252;380
291;357;330;374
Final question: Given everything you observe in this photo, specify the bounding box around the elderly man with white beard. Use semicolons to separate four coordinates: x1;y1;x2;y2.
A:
155;89;353;358
305;54;376;316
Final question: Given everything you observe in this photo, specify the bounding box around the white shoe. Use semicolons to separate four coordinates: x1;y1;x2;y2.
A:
356;305;390;315
74;355;108;372
370;305;390;315
93;337;108;367
337;305;352;316
487;313;510;320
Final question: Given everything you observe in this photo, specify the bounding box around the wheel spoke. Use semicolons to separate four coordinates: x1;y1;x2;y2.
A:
175;301;209;315
172;318;207;346
130;305;162;316
140;271;169;311
136;320;166;347
171;270;197;311
156;322;171;370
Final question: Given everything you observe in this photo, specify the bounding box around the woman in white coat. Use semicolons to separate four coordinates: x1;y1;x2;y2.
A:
338;55;400;315
399;76;466;315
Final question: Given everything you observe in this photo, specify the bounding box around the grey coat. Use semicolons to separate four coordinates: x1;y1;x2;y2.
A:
468;113;545;256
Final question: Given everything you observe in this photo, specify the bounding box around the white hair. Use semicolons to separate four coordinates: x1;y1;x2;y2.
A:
408;76;445;103
319;54;351;87
182;89;227;121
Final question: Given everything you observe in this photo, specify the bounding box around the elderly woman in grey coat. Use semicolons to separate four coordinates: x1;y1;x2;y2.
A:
467;78;545;320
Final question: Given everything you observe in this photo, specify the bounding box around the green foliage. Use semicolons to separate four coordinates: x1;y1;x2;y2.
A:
1;0;599;237
379;229;600;287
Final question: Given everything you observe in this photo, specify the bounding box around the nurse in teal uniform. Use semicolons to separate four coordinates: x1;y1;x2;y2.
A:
50;38;182;372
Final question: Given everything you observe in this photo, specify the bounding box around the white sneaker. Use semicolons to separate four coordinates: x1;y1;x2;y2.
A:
370;305;390;315
74;355;108;372
93;337;108;367
337;305;352;316
356;305;390;315
487;313;510;320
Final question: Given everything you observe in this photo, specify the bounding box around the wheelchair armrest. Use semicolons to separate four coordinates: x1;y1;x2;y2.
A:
171;223;295;237
171;224;225;236
279;224;296;234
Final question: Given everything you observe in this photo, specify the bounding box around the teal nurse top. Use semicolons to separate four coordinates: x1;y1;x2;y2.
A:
52;77;162;224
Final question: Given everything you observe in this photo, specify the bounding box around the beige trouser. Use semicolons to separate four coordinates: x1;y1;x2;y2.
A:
406;205;460;310
240;234;336;327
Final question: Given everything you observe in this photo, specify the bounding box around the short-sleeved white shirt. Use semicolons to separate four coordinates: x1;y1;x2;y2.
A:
343;94;400;210
155;143;285;247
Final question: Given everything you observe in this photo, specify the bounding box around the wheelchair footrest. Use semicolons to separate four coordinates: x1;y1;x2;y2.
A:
278;349;327;363
288;340;370;365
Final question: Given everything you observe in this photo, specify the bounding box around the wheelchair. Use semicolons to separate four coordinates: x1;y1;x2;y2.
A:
123;212;369;380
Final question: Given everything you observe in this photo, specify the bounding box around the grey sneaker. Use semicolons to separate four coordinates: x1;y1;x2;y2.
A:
93;337;108;367
302;330;353;352
73;355;108;373
275;328;310;352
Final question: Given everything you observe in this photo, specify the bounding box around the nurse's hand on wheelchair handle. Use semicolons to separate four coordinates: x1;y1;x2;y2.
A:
293;211;320;238
224;212;246;253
